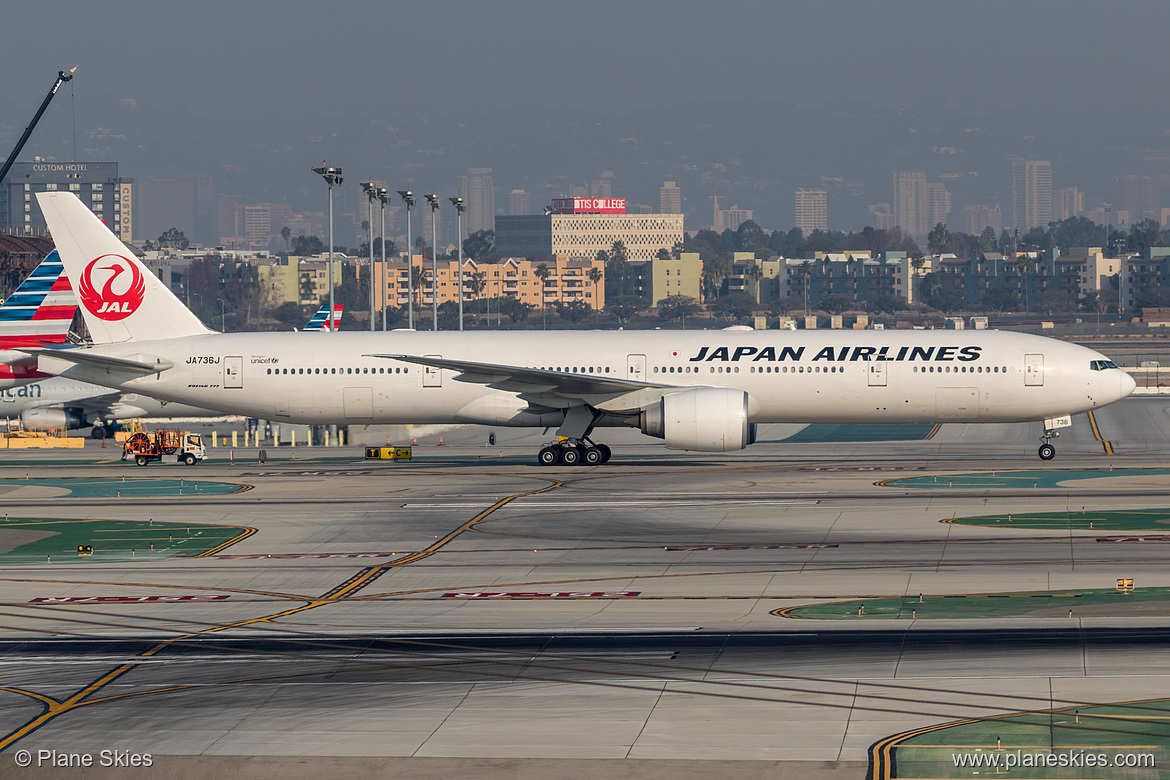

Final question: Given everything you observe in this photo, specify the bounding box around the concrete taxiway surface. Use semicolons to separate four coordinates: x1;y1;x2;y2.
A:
2;396;1170;778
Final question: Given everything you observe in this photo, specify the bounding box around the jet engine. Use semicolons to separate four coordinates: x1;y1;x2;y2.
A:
21;406;84;430
639;387;756;452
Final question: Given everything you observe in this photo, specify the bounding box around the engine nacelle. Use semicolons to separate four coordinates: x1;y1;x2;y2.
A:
640;388;757;452
21;406;84;430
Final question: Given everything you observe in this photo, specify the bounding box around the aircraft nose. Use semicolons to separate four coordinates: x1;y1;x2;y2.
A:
1120;370;1136;399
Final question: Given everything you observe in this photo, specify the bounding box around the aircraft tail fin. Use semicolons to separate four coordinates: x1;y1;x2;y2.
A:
35;192;212;344
304;303;343;331
0;250;78;347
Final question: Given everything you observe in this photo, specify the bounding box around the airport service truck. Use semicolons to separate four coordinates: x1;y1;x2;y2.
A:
122;430;206;466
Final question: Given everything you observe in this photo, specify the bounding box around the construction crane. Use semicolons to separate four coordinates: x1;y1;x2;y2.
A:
0;67;77;187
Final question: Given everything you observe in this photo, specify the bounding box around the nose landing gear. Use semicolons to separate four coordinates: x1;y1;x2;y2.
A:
1038;428;1058;460
536;438;611;466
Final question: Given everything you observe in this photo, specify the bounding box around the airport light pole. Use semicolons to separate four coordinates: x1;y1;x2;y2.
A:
312;164;343;332
424;194;440;330
449;197;465;330
377;187;388;330
361;181;377;331
216;297;225;332
397;190;415;329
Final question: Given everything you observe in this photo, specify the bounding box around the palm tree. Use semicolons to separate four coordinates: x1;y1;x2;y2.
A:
587;266;603;309
280;226;291;254
746;264;764;303
411;265;430;322
469;271;487;315
1015;257;1032;311
534;263;551;329
799;260;814;316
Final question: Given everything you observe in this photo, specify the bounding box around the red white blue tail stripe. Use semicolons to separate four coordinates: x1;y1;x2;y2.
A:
0;250;77;347
305;303;343;331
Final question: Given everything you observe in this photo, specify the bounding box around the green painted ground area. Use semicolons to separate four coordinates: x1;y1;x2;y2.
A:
780;587;1170;620
883;468;1170;490
0;477;246;498
890;698;1170;778
0;517;251;564
951;508;1170;531
779;423;937;443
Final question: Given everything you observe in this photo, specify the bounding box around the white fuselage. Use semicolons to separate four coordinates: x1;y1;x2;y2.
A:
41;329;1133;428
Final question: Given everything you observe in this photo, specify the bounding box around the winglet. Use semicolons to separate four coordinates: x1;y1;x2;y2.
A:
35;192;212;344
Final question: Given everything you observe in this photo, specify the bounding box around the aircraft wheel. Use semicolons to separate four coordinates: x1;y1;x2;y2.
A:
597;444;612;464
1038;443;1056;461
135;455;149;467
537;446;560;466
559;446;581;466
91;425;106;440
583;446;603;466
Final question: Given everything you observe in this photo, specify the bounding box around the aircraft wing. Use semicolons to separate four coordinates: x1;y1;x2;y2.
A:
367;353;677;412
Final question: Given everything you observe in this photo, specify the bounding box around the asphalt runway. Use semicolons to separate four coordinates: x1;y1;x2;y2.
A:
3;396;1170;779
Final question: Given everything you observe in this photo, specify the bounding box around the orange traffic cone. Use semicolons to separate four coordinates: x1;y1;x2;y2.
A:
438;437;444;446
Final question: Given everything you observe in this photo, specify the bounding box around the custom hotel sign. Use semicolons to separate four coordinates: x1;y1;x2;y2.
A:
551;197;627;214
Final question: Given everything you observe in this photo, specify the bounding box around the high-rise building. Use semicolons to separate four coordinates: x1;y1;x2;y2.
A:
713;196;753;232
893;171;926;235
868;203;893;230
0;161;133;242
794;189;828;232
660;181;682;214
1054;187;1084;220
590;178;613;198
1118;175;1162;223
1012;160;1052;231
509;189;530;216
921;182;952;232
459;167;495;235
962;205;1003;236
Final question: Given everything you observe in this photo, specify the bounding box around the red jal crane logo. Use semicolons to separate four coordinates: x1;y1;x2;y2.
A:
78;255;145;321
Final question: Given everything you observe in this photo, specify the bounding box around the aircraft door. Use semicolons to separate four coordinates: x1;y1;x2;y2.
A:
224;356;243;389
423;354;442;387
1024;353;1044;386
867;362;887;387
627;354;646;381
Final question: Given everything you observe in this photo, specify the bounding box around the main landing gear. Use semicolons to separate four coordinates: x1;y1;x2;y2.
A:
1038;428;1059;461
537;439;611;467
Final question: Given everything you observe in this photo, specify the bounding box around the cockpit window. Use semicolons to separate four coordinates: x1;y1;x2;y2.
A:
1090;360;1119;371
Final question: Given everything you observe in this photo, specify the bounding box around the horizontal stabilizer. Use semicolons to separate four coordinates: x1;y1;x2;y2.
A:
19;347;172;376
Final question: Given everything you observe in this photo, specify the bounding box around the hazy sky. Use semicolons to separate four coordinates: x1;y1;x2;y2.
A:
5;1;1167;123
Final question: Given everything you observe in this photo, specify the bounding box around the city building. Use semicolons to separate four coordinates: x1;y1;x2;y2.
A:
782;251;911;308
633;251;702;305
1055;187;1084;220
726;252;783;303
459;168;495;235
794;189;828;233
254;255;348;307
892;171;926;236
509;189;530;216
0;161;132;242
962;204;1003;236
1118;175;1162;224
712;196;753;233
867;203;893;230
495;198;684;264
372;252;605;312
921;182;952;231
1012;160;1052;231
659;181;682;214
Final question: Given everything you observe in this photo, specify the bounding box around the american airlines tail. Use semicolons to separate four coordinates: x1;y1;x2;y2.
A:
305;303;343;331
36;192;211;344
0;250;77;347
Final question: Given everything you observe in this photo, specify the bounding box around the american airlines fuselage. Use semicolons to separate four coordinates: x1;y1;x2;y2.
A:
44;329;1132;428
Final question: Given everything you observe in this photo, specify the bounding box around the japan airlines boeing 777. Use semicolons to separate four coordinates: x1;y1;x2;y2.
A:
32;192;1134;464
